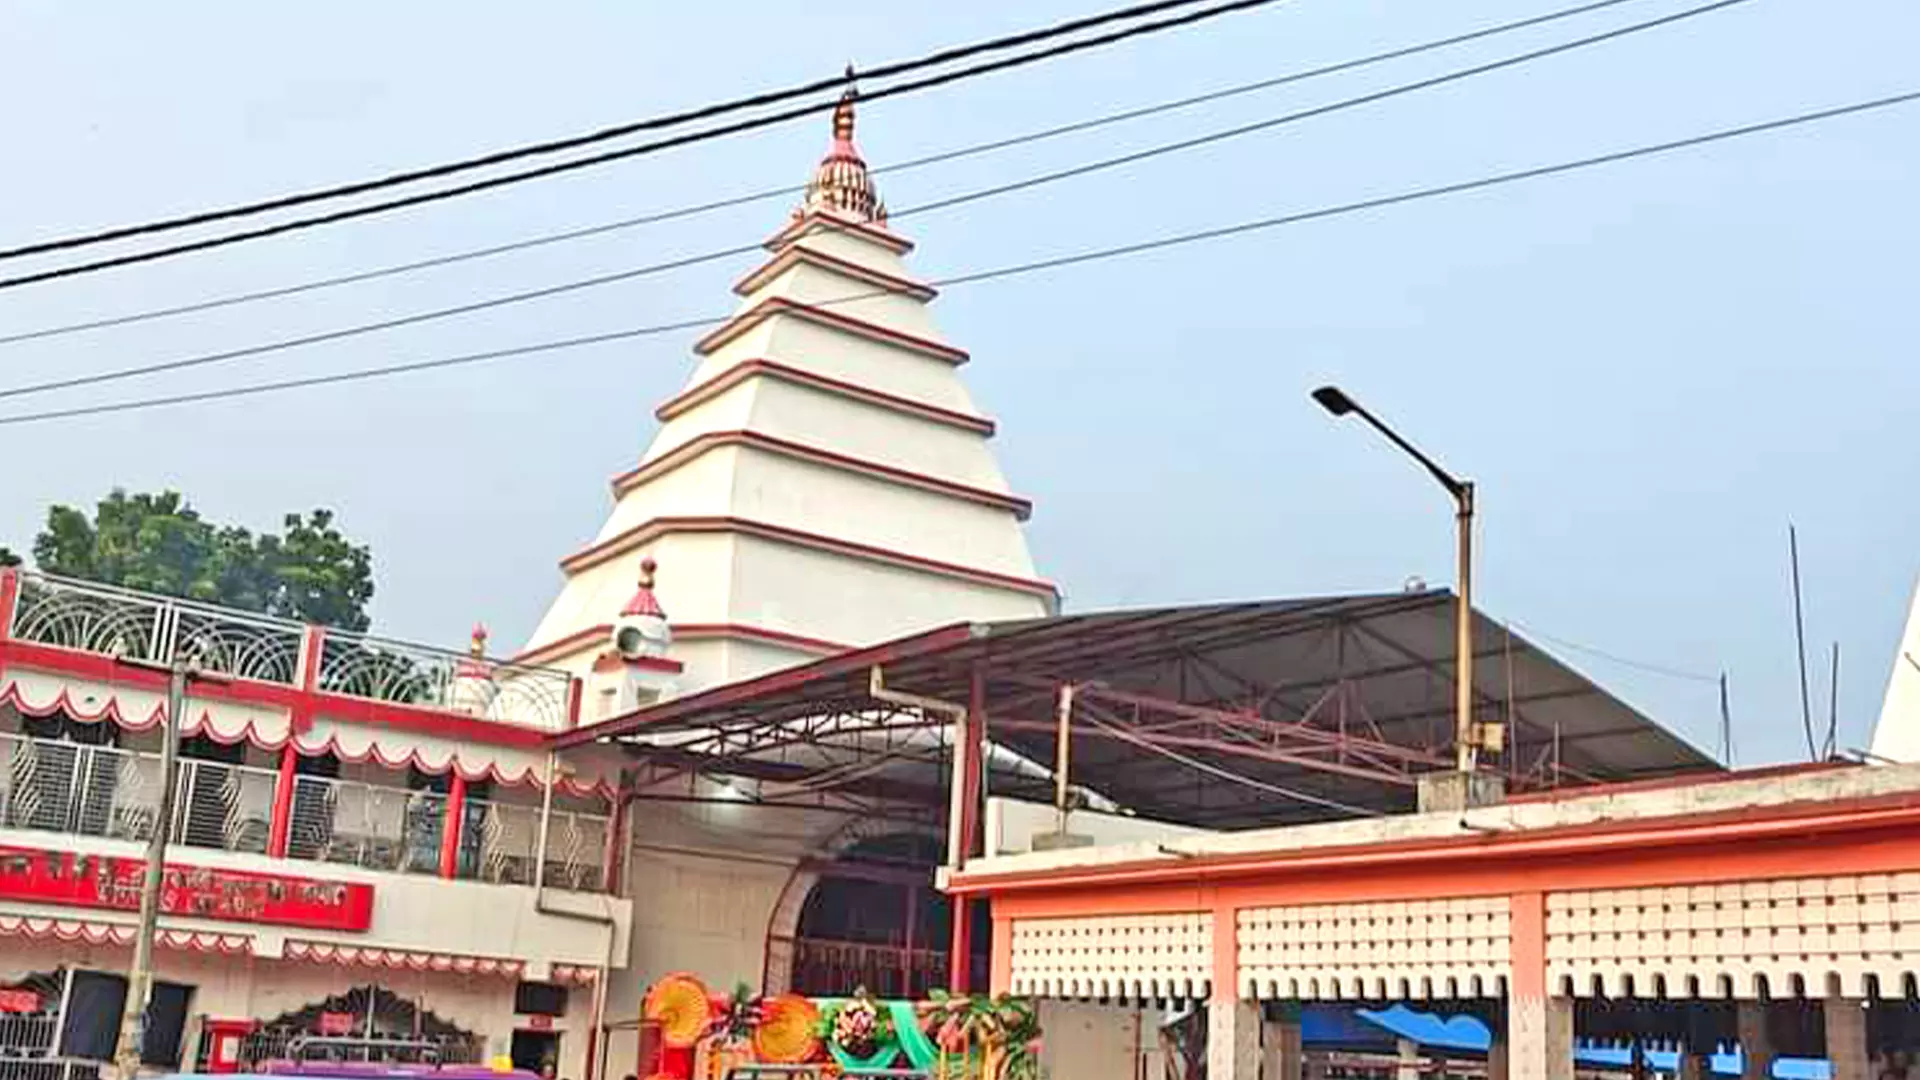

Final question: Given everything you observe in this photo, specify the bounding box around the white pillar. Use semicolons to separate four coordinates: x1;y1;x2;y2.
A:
1209;999;1259;1080
1825;996;1870;1080
1394;1037;1419;1080
1508;994;1574;1080
1737;1002;1773;1080
1262;1012;1302;1080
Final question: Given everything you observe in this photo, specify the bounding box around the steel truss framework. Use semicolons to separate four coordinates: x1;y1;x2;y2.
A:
579;590;1713;831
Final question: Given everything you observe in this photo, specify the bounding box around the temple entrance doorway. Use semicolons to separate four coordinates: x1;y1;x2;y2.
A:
789;832;988;998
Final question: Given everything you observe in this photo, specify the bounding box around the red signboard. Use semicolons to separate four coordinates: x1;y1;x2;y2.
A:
0;989;41;1014
0;846;374;932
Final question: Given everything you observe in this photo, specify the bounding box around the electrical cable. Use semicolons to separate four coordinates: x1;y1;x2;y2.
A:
0;0;1247;262
1506;620;1721;683
0;0;1658;348
0;88;1910;428
0;0;1280;290
0;0;1753;402
1077;708;1377;816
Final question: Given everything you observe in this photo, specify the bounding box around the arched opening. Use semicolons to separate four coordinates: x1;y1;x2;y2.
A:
239;986;482;1068
788;833;989;998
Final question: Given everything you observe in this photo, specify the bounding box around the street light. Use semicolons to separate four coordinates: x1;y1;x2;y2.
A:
1311;385;1485;774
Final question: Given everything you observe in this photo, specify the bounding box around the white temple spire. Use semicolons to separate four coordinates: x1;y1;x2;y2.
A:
519;91;1055;697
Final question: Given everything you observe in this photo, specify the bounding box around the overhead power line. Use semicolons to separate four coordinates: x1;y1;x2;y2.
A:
0;0;1243;261
1506;620;1721;683
1;87;1909;428
0;0;1658;348
0;0;1279;290
0;0;1753;402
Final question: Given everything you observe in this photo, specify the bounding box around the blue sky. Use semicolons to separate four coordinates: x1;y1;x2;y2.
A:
1;0;1915;767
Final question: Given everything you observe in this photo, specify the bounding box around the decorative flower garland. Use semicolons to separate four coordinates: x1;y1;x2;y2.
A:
818;987;895;1060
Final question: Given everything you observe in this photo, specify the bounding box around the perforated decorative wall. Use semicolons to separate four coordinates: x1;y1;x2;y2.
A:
1547;874;1920;999
1236;897;1511;1000
1006;912;1213;1000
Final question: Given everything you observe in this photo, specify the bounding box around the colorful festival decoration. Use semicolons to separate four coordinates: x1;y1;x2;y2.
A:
751;995;822;1064
637;975;1042;1080
642;973;714;1049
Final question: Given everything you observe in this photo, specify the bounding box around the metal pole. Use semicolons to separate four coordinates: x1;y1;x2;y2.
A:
1054;683;1075;833
115;655;187;1080
1455;482;1476;774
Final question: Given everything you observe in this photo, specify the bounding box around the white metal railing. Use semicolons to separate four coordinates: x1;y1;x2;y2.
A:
4;569;571;731
0;733;272;854
315;631;572;732
284;773;446;876
7;571;303;686
0;1014;56;1059
0;732;609;891
468;798;608;891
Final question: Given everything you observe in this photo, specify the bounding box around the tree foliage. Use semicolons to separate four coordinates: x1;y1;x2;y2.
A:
12;489;375;631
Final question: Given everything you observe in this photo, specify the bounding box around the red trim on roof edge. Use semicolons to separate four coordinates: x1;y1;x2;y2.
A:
552;621;979;749
609;430;1032;518
559;514;1056;598
514;625;612;667
733;245;936;301
946;792;1920;897
672;622;849;654
654;359;994;435
0;639;548;750
764;209;914;255
0;682;607;794
692;297;968;365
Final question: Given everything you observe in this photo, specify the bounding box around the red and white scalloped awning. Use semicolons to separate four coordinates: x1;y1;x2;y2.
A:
0;914;251;955
550;964;600;986
283;941;523;977
0;670;616;796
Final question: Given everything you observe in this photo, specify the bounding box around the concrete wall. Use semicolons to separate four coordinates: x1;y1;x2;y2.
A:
1036;1002;1150;1080
985;797;1212;857
596;800;851;1080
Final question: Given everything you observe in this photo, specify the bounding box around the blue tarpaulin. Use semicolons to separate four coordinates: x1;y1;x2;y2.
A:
1338;1004;1832;1079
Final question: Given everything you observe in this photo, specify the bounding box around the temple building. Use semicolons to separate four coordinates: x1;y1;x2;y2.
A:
517;89;1057;706
6;85;1920;1080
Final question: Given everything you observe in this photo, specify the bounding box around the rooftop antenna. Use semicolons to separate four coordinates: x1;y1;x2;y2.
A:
1826;641;1841;760
1789;524;1817;761
1718;671;1733;765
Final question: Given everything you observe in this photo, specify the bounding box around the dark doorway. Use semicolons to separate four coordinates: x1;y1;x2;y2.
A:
791;833;988;998
509;1030;559;1075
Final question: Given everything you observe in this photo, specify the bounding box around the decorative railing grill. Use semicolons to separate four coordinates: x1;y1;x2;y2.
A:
468;798;608;891
0;733;608;891
4;570;571;731
284;774;446;876
316;632;572;732
0;733;273;855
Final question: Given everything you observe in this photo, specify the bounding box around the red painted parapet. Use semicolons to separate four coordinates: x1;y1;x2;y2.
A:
0;844;374;931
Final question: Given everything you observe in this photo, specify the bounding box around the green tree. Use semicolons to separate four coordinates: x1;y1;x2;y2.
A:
18;489;375;631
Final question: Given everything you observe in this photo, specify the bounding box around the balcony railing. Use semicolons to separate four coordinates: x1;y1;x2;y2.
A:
5;570;572;731
0;733;610;891
0;732;274;854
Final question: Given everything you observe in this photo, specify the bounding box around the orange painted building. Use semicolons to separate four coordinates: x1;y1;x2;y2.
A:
949;764;1920;1079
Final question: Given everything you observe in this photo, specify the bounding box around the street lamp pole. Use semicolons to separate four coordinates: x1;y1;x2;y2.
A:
114;654;188;1080
1311;385;1480;774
